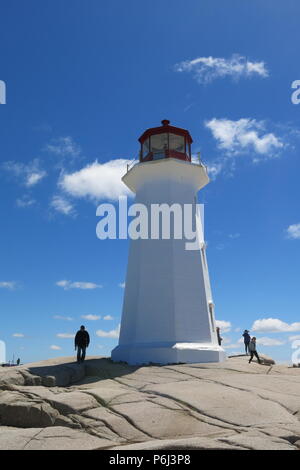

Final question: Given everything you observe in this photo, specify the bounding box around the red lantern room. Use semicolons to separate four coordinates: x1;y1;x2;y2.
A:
138;119;193;163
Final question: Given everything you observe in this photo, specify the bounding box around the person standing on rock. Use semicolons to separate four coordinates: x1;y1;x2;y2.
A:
242;329;251;355
75;325;90;363
248;337;261;364
216;327;223;346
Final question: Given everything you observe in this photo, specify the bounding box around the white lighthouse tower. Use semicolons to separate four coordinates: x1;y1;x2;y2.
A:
112;120;225;365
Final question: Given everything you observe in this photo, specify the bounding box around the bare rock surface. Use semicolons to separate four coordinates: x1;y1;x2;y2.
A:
0;354;299;450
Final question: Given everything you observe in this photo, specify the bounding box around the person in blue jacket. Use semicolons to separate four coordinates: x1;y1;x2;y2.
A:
242;329;251;355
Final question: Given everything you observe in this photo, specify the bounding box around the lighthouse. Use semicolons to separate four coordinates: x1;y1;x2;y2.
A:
111;120;225;365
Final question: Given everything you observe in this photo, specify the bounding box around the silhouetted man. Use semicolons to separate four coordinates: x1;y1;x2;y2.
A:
216;327;223;346
75;325;90;363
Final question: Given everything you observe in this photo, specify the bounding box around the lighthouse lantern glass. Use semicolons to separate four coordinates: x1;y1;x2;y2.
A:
151;133;168;153
139;121;192;163
169;133;185;153
143;138;150;158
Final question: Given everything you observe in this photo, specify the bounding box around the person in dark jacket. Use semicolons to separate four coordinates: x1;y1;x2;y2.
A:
216;327;223;346
248;337;261;364
242;329;251;355
75;325;90;363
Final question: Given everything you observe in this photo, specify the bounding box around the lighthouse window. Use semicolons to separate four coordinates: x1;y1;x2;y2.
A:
169;133;185;153
185;140;191;157
150;133;168;155
143;138;150;158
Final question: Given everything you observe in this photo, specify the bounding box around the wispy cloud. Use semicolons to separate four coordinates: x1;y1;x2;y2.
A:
53;315;74;321
252;318;300;333
50;195;75;217
223;342;242;350
59;159;133;202
81;314;101;321
56;280;103;290
174;54;268;84
96;324;120;338
56;333;75;338
215;320;231;332
16;195;36;208
289;335;300;342
45;136;81;158
50;345;62;350
256;337;285;346
103;315;113;320
228;233;240;239
2;159;47;187
286;223;300;240
206;163;224;180
0;281;17;290
12;333;25;338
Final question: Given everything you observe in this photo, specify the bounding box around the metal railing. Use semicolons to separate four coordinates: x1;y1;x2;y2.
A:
125;152;208;173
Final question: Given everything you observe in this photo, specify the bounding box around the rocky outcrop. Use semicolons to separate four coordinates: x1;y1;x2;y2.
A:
0;355;299;450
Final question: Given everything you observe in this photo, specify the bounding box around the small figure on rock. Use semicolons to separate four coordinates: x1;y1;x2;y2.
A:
248;337;261;364
242;329;251;355
216;327;223;346
75;325;90;364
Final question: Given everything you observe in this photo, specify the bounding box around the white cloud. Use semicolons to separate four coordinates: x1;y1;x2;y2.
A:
50;195;75;216
81;314;101;321
0;281;16;290
206;162;224;180
286;223;300;240
256;337;285;346
59;159;133;202
16;195;36;208
205;118;283;157
119;282;125;289
12;333;24;338
252;318;300;333
56;280;103;290
26;171;46;187
3;159;46;187
216;243;225;251
45;136;81;157
289;335;300;342
221;336;231;345
96;324;120;338
174;54;268;84
223;343;242;349
103;315;113;320
215;320;231;333
53;315;73;321
50;345;62;350
229;233;240;239
56;333;75;339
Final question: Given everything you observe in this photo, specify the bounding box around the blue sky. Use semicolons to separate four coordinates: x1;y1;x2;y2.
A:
1;0;300;364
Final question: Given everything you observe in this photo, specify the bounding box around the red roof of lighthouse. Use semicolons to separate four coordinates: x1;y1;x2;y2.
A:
138;119;193;144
